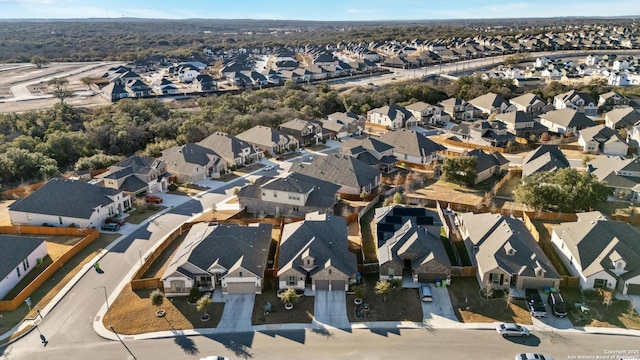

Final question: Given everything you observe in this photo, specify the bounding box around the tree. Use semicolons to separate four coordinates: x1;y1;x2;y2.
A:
80;77;93;91
441;156;478;187
514;168;611;212
374;280;392;303
196;294;213;320
393;192;403;204
360;189;369;200
280;288;298;309
581;155;593;168
47;78;73;104
353;284;366;301
31;55;49;68
150;288;164;316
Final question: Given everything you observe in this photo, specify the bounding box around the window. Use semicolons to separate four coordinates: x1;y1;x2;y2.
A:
594;279;607;288
239;271;243;277
306;259;311;265
490;273;502;285
16;267;20;277
23;258;29;270
273;191;277;198
288;276;296;285
27;214;32;220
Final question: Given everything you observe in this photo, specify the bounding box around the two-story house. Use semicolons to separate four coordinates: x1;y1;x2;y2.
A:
340;136;397;173
598;91;630;113
553;90;598;115
509;93;551;115
198;131;263;167
279;118;324;146
95;156;168;195
439;97;481;121
468;92;516;116
578;125;629;156
236;125;300;156
367;104;419;130
238;172;340;217
494;111;548;138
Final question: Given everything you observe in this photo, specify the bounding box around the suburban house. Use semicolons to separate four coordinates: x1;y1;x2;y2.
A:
277;212;357;291
367;104;419;130
289;154;382;196
160;143;226;183
448;119;516;148
604;107;640;130
379;128;445;166
152;78;179;95
375;206;451;283
340;136;397;173
125;79;153;97
278;118;324;146
509;93;550;115
405;101;450;125
598;91;630;113
439;97;481;121
101;82;129;101
553;90;598;115
468;92;516;115
494;111;548;138
458;212;562;290
551;212;640;295
198;131;263;167
236;125;300;156
192;74;217;92
9;178;131;228
0;234;48;300
95;155;168;196
522;145;570;178
588;156;640;203
578;125;630;156
465;149;510;184
326;111;365;135
237;172;340;217
161;222;273;296
538;108;597;135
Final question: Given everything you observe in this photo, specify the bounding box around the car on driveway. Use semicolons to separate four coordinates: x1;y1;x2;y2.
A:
419;285;433;302
515;354;553;360
496;323;530;337
105;217;125;226
100;223;120;232
295;147;304;153
263;165;275;171
525;289;546;317
144;194;163;204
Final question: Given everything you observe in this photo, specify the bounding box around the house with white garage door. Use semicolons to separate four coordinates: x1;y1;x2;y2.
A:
459;212;561;290
278;212;357;292
161;222;273;296
551;212;640;295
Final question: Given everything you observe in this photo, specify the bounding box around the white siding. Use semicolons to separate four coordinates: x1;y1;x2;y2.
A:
0;241;48;299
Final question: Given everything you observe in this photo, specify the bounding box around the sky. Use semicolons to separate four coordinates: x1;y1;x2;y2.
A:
0;0;639;20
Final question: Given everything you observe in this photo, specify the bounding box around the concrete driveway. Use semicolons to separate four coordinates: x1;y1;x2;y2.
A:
314;290;349;328
215;294;255;333
421;285;458;327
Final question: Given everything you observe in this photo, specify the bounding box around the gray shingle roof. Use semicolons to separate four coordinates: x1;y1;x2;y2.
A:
379;128;446;158
236;125;298;149
198;132;252;164
9;178;121;219
540;108;596;129
467;149;510;173
0;234;46;282
460;213;561;281
160;143;223;175
605;107;640;128
162;222;272;281
278;212;357;278
588;156;640;190
289;154;381;189
522;145;570;177
553;213;640;280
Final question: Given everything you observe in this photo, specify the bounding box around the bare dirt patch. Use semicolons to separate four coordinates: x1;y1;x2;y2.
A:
346;275;423;322
252;280;314;325
414;178;486;206
0;200;15;225
45;235;83;260
106;288;224;335
448;277;532;324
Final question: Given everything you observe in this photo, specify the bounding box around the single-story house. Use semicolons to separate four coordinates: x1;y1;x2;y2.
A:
588;156;640;203
161;222;273;296
465;149;510;184
551;212;640;295
578;125;629;156
278;212;357;291
379;128;445;166
0;234;48;300
522;145;570;178
160;143;226;183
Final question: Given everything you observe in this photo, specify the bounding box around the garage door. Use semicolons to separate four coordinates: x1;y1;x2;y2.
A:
226;282;257;294
418;273;448;283
330;280;345;291
627;284;640;295
315;280;329;291
520;278;555;290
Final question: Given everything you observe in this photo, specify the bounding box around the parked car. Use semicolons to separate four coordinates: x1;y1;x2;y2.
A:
515;354;553;360
263;165;275;171
525;289;547;317
101;223;120;232
548;291;568;317
419;285;433;302
199;356;230;360
144;194;163;204
496;323;530;337
295;147;304;153
105;217;125;226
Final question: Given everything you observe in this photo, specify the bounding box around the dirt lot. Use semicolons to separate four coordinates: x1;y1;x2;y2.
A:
346;274;423;322
447;277;532;324
414;178;487;206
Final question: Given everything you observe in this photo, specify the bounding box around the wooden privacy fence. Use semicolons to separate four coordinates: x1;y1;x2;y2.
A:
0;227;99;311
450;266;477;277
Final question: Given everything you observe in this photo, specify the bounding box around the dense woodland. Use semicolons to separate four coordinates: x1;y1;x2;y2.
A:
0;17;636;62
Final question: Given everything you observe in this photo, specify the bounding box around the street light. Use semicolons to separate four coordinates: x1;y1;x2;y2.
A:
94;286;111;329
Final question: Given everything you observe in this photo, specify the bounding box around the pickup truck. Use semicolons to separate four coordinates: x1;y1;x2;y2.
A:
526;289;547;317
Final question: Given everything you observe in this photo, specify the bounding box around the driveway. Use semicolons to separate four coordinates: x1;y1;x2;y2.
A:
421;284;458;327
314;290;349;328
215;294;255;333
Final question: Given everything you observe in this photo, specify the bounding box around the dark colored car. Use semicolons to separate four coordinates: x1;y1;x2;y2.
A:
525;289;547;317
100;223;120;231
105;217;125;226
548;291;568;317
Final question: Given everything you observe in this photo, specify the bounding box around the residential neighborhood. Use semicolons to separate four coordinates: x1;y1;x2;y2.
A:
3;12;640;360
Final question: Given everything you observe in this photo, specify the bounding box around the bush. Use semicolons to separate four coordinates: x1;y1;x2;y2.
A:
168;183;178;191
